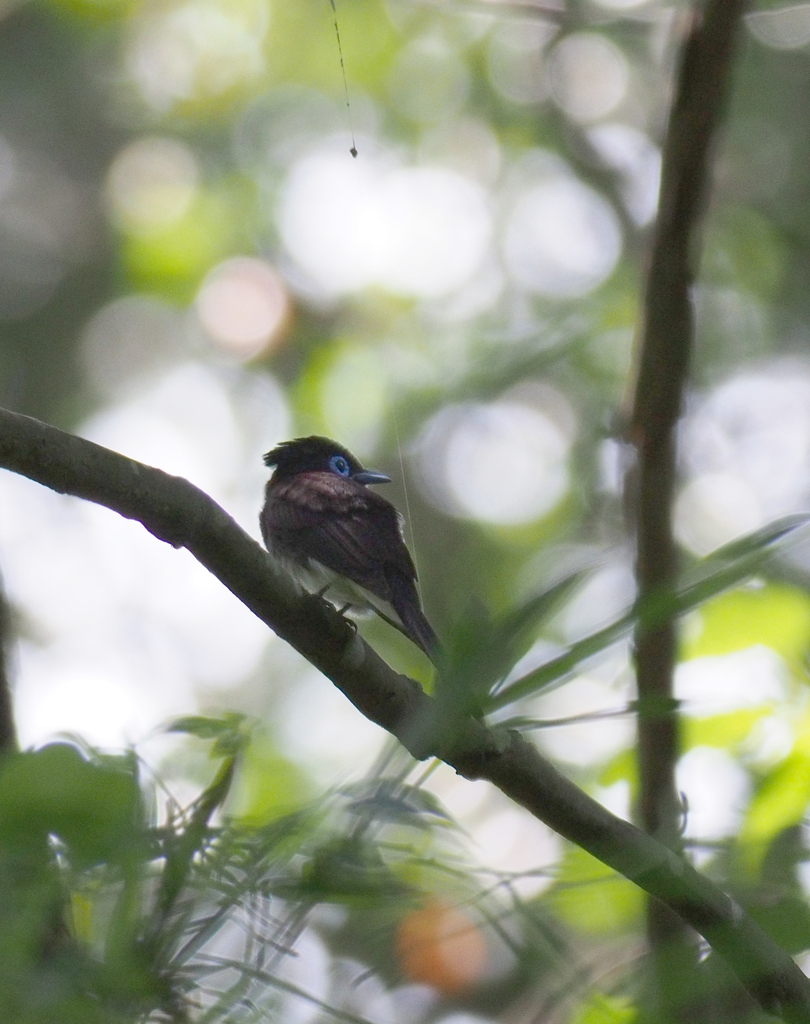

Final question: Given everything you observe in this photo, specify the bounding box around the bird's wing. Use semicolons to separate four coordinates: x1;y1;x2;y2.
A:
265;472;417;598
313;517;440;659
264;471;439;662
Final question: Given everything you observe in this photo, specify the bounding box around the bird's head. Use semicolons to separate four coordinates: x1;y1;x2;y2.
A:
263;436;391;486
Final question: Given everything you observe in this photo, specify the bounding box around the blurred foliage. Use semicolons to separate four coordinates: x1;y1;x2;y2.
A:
0;725;579;1023
545;845;644;936
5;0;810;1020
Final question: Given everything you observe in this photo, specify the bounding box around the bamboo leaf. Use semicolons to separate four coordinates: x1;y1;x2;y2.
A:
489;514;810;711
436;570;587;719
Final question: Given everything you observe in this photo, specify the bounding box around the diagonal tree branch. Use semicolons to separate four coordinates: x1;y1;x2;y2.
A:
0;406;808;1021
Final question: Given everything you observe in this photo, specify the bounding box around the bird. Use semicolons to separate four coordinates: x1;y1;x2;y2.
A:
260;435;439;662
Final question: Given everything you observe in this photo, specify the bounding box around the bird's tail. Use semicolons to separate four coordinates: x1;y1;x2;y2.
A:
389;577;440;664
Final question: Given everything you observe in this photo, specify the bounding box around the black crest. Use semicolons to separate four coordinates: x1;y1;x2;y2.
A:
263;436;363;479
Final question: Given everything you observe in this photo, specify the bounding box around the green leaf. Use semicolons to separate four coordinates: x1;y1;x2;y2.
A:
437;570;586;718
167;713;250;757
298;835;411;904
228;736;311;825
690;513;810;565
498;571;588;651
746;828;810;953
341;780;454;829
490;514;810;711
0;743;145;868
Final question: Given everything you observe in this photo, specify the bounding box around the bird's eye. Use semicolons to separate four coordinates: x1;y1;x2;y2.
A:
329;454;351;477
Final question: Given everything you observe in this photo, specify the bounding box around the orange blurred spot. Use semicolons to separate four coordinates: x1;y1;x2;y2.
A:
395;899;487;994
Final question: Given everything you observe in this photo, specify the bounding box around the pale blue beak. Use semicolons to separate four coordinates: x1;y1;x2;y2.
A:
354;470;391;485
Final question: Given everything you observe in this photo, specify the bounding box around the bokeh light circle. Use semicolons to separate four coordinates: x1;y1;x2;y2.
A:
677;366;810;553
503;176;621;297
377;167;491;296
388;37;470;123
419;118;502;186
81;295;189;397
486;20;555;105
105;137;199;235
676;746;751;845
278;148;491;298
418;400;572;525
196;257;289;358
587;123;661;226
547;33;629;123
127;0;268;112
674;473;763;556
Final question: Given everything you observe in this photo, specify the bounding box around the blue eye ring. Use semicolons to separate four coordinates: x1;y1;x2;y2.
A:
329;454;351;477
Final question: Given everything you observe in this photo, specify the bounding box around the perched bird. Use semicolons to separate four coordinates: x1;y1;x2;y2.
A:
261;436;439;662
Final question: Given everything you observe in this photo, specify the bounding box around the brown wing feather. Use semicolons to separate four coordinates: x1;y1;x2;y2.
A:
262;471;417;603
